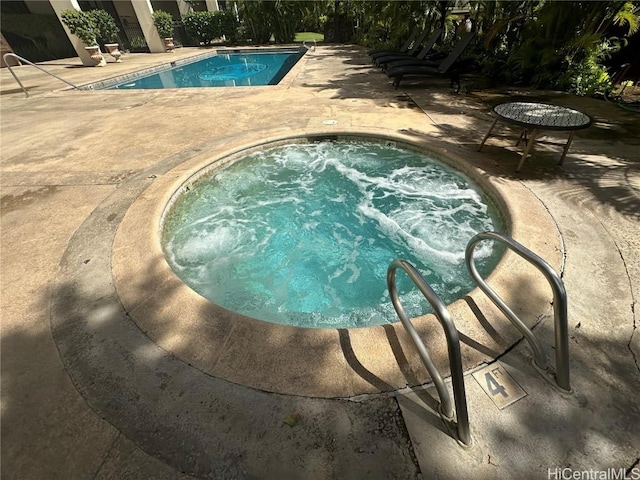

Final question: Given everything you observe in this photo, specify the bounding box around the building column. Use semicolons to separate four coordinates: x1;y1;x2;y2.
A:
49;0;94;66
176;0;192;17
130;0;166;53
204;0;219;12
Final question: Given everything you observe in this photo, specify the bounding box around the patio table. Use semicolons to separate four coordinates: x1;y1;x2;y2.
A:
477;102;592;171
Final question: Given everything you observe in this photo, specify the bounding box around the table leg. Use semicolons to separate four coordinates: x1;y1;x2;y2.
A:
516;128;539;172
559;131;575;165
478;117;499;152
516;128;528;147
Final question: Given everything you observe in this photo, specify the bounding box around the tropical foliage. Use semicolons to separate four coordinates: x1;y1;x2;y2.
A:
218;9;241;44
183;10;239;45
349;1;445;48
236;1;272;44
235;0;307;44
469;0;640;95
346;0;639;96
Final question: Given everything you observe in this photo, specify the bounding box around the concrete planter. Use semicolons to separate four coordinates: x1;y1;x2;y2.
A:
104;43;122;62
85;45;106;67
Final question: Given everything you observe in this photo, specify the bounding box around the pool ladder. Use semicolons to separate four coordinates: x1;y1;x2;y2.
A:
388;258;472;447
303;39;317;52
3;53;81;98
387;231;570;448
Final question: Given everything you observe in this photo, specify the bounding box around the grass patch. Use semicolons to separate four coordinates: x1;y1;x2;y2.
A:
295;32;324;42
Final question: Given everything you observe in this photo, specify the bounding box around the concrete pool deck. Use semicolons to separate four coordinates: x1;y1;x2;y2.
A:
1;46;639;478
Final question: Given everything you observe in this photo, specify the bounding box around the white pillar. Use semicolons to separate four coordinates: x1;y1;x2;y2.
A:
131;0;166;53
205;0;219;12
176;0;192;17
49;0;94;66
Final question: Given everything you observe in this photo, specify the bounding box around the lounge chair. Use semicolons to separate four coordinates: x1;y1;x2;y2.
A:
367;27;420;57
371;27;432;66
383;50;447;72
386;32;476;90
380;29;444;71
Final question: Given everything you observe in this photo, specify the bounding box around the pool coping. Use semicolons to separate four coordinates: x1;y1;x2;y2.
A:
112;128;564;398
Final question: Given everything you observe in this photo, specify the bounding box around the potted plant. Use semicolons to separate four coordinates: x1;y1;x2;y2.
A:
91;9;122;62
60;9;106;66
152;10;175;52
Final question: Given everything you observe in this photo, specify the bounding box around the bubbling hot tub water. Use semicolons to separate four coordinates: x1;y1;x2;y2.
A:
162;140;504;328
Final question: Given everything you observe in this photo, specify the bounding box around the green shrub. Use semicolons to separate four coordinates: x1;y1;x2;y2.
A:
152;10;174;38
90;9;119;44
565;38;622;96
217;9;240;44
567;59;612;96
128;36;148;50
183;11;220;45
60;9;98;46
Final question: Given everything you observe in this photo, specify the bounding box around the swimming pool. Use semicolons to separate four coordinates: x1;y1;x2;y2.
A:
103;48;305;90
162;140;505;328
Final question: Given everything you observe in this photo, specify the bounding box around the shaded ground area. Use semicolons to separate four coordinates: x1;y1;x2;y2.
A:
1;45;639;479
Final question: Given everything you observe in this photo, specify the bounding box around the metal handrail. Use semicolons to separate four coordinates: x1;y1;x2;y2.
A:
303;39;317;52
3;53;81;98
387;259;471;447
465;231;570;391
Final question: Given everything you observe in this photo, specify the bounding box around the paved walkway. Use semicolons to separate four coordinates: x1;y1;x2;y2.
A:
1;46;639;479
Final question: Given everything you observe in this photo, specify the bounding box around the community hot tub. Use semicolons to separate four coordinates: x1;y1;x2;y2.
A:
162;139;505;329
112;131;563;398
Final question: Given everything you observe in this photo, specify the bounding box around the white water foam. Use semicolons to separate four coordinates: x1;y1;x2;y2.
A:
163;141;504;328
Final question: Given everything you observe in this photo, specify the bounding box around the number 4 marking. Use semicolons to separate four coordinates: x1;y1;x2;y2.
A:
485;372;509;398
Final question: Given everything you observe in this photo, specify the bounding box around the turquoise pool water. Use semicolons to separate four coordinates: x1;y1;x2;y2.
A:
110;49;304;89
163;141;504;328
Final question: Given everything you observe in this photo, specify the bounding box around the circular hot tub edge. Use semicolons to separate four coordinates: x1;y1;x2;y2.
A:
112;130;563;398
